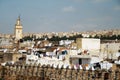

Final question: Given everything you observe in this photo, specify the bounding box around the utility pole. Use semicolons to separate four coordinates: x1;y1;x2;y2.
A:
106;43;109;59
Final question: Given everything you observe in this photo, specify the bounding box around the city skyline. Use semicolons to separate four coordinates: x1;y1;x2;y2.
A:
0;0;120;34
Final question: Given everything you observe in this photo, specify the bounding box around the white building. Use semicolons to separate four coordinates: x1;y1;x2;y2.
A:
76;38;100;52
59;40;74;46
101;43;120;53
100;43;120;59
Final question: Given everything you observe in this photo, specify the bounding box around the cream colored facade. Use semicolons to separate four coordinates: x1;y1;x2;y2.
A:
76;38;100;51
14;16;23;40
100;43;120;53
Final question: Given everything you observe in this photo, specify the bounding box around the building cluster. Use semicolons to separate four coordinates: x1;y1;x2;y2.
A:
0;29;120;40
22;29;120;39
0;16;120;79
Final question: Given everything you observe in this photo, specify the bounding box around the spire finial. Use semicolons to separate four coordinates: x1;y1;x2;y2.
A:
18;14;20;20
16;15;21;26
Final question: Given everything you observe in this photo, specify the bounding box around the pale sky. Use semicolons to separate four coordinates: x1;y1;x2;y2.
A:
0;0;120;34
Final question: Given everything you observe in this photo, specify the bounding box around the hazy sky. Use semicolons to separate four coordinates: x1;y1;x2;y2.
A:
0;0;120;34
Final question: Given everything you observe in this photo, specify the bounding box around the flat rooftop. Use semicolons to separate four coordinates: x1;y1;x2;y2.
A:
70;55;91;59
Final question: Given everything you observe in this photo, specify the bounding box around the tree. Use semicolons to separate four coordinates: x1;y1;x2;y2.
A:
22;36;32;41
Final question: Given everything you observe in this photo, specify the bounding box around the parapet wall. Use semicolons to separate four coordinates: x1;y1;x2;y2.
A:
0;64;120;80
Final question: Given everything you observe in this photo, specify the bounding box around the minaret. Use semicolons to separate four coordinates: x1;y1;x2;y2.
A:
14;16;23;40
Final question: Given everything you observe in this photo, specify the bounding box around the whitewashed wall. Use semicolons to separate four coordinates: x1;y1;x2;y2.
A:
81;38;100;50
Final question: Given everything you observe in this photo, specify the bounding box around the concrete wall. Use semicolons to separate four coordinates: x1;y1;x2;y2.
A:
71;58;79;65
71;58;90;65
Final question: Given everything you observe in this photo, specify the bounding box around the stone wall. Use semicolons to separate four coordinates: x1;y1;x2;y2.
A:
0;53;22;63
0;64;120;80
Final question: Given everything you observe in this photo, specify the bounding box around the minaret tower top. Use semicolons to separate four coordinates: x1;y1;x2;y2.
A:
15;16;22;26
